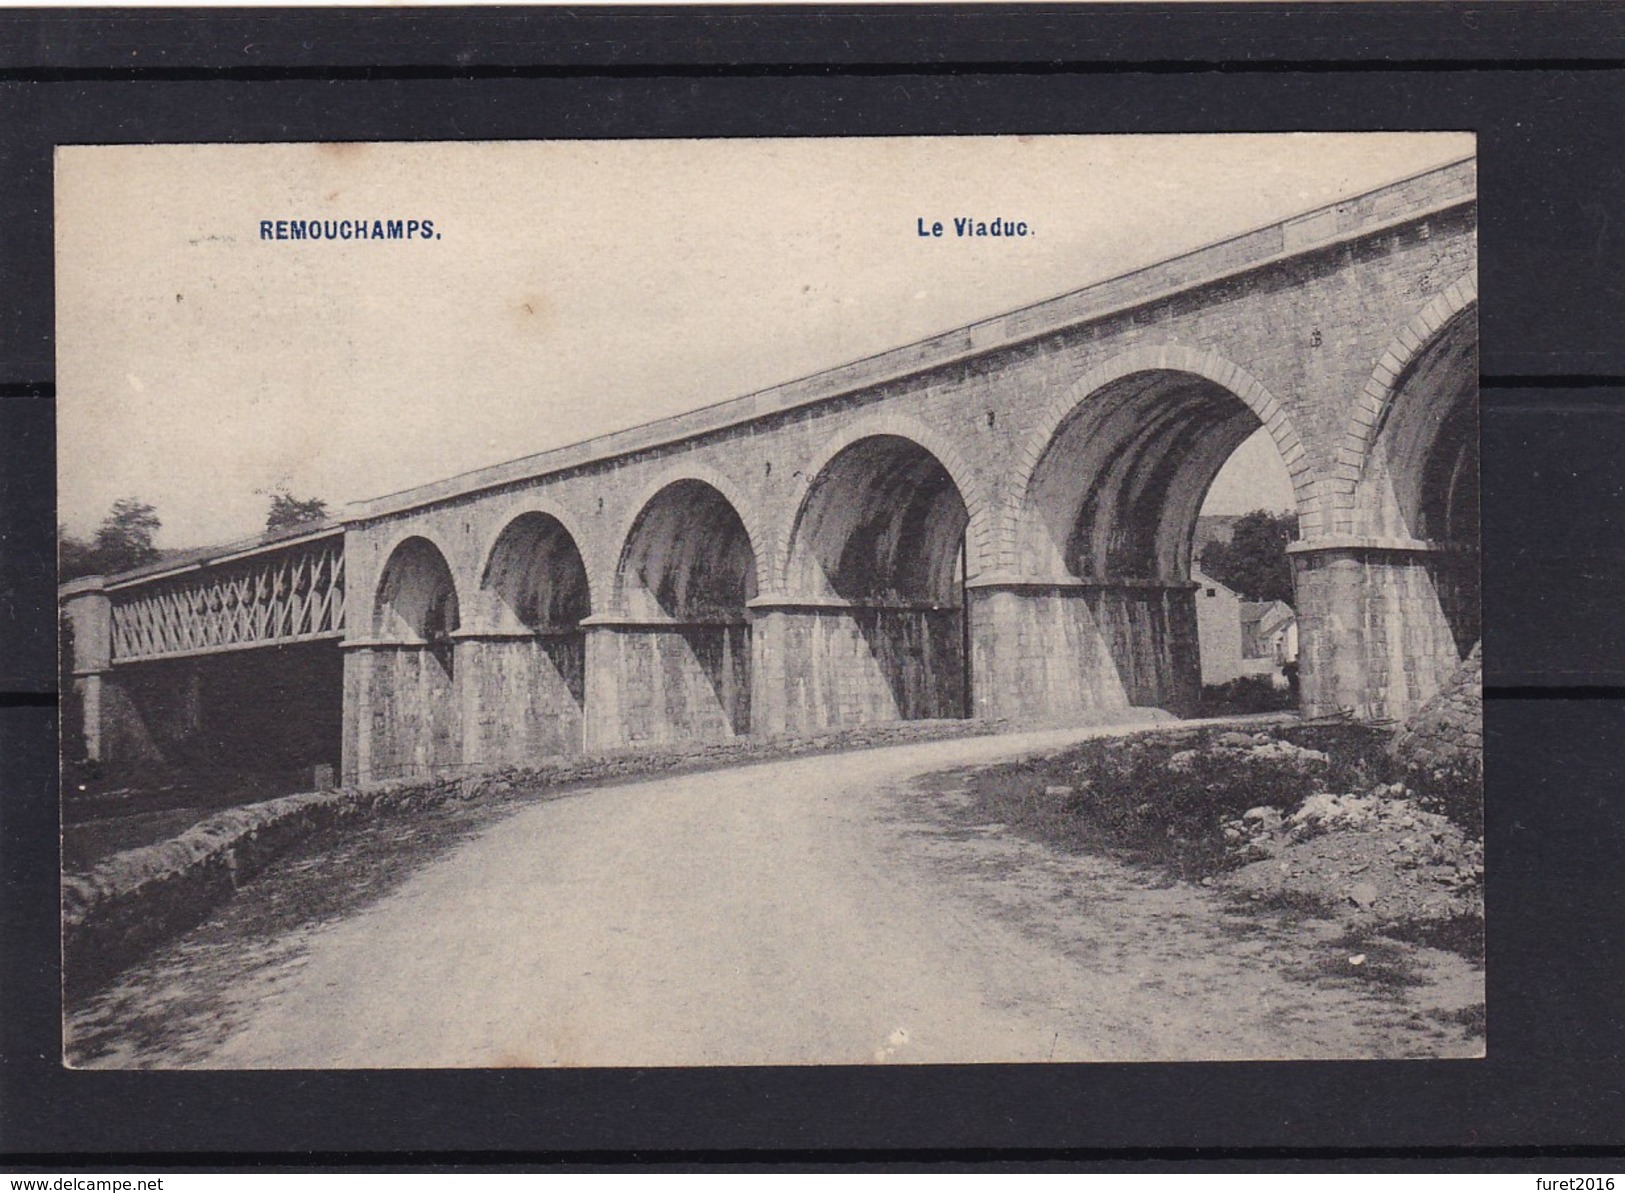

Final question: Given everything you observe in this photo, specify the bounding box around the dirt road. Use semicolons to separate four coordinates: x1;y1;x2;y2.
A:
158;720;1471;1068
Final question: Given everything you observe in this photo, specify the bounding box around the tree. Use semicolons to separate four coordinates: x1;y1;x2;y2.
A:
58;500;163;581
265;491;329;533
1197;509;1298;604
58;524;99;582
92;498;162;574
58;499;160;580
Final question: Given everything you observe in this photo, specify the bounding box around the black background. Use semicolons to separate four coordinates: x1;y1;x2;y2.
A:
1;3;1622;1167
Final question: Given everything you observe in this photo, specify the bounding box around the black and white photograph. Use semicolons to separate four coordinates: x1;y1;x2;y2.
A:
55;133;1483;1069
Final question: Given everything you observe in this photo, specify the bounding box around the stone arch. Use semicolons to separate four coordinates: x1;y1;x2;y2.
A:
372;534;461;643
476;506;594;632
467;507;592;766
602;475;758;742
1334;274;1479;659
364;533;463;779
774;411;994;594
1331;272;1479;536
777;427;975;724
783;433;974;604
1001;343;1315;580
604;464;767;614
613;477;759;622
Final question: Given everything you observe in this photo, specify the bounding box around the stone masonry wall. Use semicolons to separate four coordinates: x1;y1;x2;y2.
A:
585;624;751;750
967;584;1202;722
459;636;585;768
1392;641;1483;774
353;644;462;781
752;607;965;735
1293;547;1464;720
967;588;1132;722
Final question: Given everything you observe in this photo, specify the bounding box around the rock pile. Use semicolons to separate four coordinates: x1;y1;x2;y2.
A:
1166;734;1329;775
1222;782;1484;924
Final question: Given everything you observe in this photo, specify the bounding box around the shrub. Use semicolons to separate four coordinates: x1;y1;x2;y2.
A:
1199;675;1295;716
962;723;1396;882
1056;733;1330;876
1402;753;1484;838
1276;722;1391;794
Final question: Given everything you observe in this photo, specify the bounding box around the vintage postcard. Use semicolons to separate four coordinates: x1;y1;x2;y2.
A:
57;134;1482;1068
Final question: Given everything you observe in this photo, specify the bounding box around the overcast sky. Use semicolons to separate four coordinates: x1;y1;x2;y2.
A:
57;133;1473;548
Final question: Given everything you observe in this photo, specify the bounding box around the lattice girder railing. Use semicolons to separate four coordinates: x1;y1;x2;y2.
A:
110;537;345;663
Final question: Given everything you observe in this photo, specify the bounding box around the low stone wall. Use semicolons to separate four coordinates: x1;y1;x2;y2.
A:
60;783;463;997
66;711;1178;995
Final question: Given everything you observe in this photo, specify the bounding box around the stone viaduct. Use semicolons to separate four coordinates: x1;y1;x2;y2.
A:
61;158;1479;788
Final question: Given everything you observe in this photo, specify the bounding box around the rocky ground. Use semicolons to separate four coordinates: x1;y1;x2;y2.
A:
1223;776;1483;930
940;721;1485;1043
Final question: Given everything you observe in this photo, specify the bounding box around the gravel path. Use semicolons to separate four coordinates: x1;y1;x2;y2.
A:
73;718;1478;1068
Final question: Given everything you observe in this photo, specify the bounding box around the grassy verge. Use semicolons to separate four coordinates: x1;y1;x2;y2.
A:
951;721;1484;973
959;722;1389;882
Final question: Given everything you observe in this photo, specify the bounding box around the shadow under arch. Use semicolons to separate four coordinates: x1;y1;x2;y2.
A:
1333;273;1479;525
367;534;462;779
780;433;971;724
607;464;769;607
1004;345;1315;576
475;503;596;625
996;350;1310;718
1347;286;1480;658
607;478;757;740
773;412;994;594
374;535;461;652
471;510;593;762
